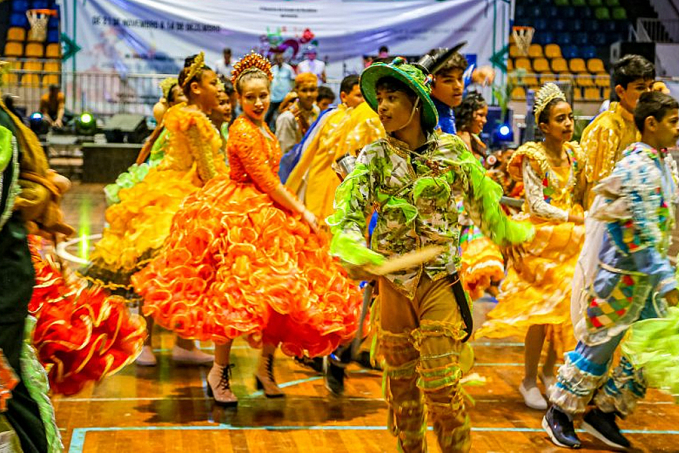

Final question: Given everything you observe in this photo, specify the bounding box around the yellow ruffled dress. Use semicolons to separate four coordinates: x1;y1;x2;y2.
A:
86;104;227;289
475;142;585;351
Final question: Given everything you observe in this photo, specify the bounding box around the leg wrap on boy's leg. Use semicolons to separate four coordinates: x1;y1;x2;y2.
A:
413;321;470;453
550;350;609;416
380;330;427;453
594;356;646;418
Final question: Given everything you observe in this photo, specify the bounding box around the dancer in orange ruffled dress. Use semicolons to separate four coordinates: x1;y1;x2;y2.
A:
133;53;363;407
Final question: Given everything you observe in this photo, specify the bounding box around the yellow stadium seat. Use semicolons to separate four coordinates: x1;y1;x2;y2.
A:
509;44;524;58
602;88;611;100
23;61;43;72
545;44;562;59
595;75;609;88
44;61;60;73
528;43;543;58
42;74;60;86
576;74;595;87
587;58;606;74
1;70;19;85
541;74;558;84
3;41;24;57
7;27;26;42
45;43;61;58
551;58;569;73
22;74;41;86
533;58;551;73
573;87;583;101
507;59;514;71
585;87;602;99
524;75;539;87
569;58;588;73
511;86;526;100
558;73;575;84
515;57;532;71
24;42;44;58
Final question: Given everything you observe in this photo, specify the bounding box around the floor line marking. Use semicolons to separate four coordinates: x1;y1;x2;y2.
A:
67;425;679;453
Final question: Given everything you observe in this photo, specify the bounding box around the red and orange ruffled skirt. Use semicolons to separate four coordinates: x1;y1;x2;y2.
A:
133;176;363;358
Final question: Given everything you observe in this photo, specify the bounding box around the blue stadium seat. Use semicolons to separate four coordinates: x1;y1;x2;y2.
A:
535;31;554;45
9;13;29;28
48;16;59;30
516;4;527;18
562;6;577;18
11;0;30;13
47;28;59;43
554;18;567;31
530;5;543;18
581;45;597;59
562;45;579;59
31;0;50;10
570;19;584;31
534;17;549;31
593;32;607;46
557;32;573;45
546;6;559;17
585;20;599;33
574;32;589;46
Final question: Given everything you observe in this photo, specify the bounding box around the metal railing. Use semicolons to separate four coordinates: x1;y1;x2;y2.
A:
633;18;679;43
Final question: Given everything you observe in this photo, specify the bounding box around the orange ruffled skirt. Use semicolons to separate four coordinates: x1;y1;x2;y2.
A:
133;176;363;358
29;238;146;396
475;216;584;353
86;167;201;289
459;225;505;300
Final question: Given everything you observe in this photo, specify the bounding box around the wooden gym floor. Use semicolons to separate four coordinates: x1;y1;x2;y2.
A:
52;183;679;452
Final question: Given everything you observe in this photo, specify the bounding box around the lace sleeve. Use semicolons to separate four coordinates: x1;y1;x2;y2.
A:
523;159;570;221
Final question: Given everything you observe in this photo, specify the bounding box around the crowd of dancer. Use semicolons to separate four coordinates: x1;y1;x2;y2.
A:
0;42;678;453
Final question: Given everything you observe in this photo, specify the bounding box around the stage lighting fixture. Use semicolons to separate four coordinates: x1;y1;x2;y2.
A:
29;111;49;135
493;123;514;144
76;112;97;135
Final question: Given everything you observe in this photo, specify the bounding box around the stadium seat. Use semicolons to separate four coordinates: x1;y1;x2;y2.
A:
554;18;567;32
524;75;540;89
572;0;587;6
540;74;558;84
557;32;573;45
3;42;24;57
48;16;59;30
546;6;559;18
1;71;20;86
573;87;583;100
602;87;610;100
534;17;549;31
585;87;601;99
42;74;60;86
576;74;595;87
545;44;562;59
45;43;61;58
569;19;584;31
47;29;59;43
11;0;29;12
515;57;533;71
44;61;60;73
507;59;514;71
554;0;569;6
534;57;551;72
569;58;588;73
22;73;41;86
585;20;600;33
7;27;26;42
552;58;569;73
593;33;607;46
595;7;611;20
528;44;544;58
595;75;610;88
562;45;579;59
587;58;606;73
32;0;50;9
574;32;589;46
581;45;597;59
612;7;627;20
25;42;44;58
9;13;29;28
559;73;575;84
511;86;526;100
605;0;620;5
588;0;603;6
509;44;524;58
23;61;43;72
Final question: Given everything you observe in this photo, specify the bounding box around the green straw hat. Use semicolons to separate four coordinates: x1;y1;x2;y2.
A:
360;56;438;131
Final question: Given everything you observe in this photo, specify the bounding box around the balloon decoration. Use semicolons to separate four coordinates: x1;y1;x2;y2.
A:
259;27;319;65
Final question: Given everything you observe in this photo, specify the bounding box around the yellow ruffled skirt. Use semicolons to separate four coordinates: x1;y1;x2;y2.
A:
475;214;584;352
459;225;505;300
85;167;201;289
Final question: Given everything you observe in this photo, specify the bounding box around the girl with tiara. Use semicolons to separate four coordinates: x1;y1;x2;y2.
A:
133;53;363;406
475;83;586;410
454;92;505;300
85;53;227;366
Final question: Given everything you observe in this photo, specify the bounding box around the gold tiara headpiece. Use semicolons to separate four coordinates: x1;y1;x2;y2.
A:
182;52;205;88
159;77;178;100
534;83;567;121
231;52;273;86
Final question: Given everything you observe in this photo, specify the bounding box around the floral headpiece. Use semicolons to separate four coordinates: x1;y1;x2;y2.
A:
231;52;273;86
534;83;567;121
159;77;178;100
181;52;205;88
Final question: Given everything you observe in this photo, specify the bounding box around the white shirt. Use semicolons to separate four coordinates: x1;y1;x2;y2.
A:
296;59;325;83
214;59;234;77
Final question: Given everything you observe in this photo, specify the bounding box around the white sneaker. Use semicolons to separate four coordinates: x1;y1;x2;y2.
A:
171;344;214;366
136;345;157;367
520;382;548;410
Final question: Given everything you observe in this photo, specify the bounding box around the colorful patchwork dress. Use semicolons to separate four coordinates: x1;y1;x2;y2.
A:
475;141;585;352
551;142;678;417
133;116;363;358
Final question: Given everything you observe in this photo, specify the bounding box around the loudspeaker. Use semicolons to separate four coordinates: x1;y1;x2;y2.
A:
610;41;656;66
103;114;150;144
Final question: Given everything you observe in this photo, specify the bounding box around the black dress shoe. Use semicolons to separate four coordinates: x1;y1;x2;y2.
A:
323;356;345;396
582;408;631;450
543;405;582;449
294;355;324;373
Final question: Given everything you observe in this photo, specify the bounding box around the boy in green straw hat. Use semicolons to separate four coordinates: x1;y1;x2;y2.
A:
327;57;534;452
